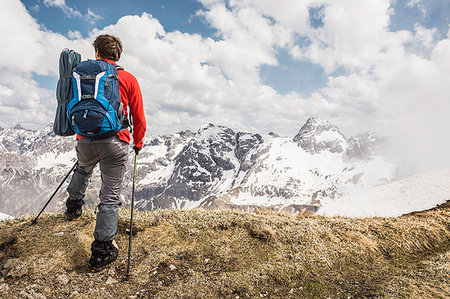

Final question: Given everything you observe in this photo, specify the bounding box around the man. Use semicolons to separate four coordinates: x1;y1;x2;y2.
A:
64;34;146;272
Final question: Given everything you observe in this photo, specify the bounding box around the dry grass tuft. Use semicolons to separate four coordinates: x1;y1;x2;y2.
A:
0;203;449;298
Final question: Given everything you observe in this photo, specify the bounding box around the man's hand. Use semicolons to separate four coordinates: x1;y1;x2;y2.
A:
133;145;141;155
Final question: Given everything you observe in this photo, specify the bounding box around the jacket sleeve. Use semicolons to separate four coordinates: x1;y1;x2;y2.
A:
127;74;146;149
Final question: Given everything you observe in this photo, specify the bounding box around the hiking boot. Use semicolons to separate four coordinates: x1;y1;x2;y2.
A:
64;198;83;221
89;240;118;273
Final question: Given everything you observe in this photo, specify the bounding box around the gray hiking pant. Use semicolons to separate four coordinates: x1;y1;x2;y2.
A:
67;136;129;242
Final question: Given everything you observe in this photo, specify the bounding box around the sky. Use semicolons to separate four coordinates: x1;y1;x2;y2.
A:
0;0;449;171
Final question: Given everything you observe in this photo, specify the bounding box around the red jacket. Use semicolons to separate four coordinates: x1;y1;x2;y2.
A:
77;59;146;148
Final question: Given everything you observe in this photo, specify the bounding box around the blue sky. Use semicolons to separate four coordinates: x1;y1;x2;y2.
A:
1;0;449;158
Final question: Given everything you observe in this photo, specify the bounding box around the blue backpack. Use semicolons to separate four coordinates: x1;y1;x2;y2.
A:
67;60;124;139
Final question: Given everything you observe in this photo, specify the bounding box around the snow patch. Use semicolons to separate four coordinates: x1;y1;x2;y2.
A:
35;150;76;169
0;212;12;221
318;168;450;218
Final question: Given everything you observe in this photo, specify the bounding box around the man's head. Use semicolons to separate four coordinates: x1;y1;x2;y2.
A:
93;34;123;61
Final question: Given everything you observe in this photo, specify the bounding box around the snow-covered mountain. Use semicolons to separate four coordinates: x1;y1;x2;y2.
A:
0;117;447;218
0;212;12;221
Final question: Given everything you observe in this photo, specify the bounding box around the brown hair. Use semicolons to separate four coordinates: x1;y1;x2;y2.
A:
92;34;123;61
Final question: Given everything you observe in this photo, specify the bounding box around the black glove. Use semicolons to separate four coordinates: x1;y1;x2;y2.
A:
133;146;141;155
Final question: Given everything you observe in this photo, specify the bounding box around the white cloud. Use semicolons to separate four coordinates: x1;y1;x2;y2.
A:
0;0;92;129
406;0;421;8
197;2;293;82
413;24;437;49
87;11;298;134
30;4;40;13
68;30;82;40
0;72;55;128
297;0;396;73
0;0;92;76
405;0;427;17
0;0;449;172
43;0;102;23
86;8;102;24
43;0;82;18
195;0;450;171
0;85;14;97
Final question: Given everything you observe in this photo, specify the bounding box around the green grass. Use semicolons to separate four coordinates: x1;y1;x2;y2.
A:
0;203;449;298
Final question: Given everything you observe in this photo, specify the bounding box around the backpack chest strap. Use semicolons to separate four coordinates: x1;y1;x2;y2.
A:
80;75;97;80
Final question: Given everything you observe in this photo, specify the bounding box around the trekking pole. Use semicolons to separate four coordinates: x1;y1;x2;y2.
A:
126;151;138;278
31;162;77;225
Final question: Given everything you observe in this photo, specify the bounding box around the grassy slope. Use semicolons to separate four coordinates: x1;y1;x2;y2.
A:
0;203;449;299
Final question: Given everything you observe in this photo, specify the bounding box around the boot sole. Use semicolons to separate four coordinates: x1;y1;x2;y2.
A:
89;255;117;273
90;265;107;273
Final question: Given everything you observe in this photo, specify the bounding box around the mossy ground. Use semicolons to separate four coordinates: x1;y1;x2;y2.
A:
0;203;449;298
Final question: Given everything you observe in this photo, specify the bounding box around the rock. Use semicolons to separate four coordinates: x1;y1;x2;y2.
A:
30;290;46;299
55;273;70;285
293;117;346;154
19;290;34;299
169;264;176;271
69;291;80;298
54;232;64;236
105;276;118;285
112;240;119;250
159;124;241;206
0;283;10;292
2;258;16;270
345;132;386;160
107;266;116;275
21;290;46;299
4;259;26;278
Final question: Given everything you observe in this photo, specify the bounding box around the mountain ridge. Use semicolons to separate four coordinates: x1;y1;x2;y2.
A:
1;117;446;218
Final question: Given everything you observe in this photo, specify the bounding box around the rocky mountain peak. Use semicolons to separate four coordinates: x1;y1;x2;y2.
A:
197;123;236;144
302;116;332;128
294;117;340;138
150;124;264;208
197;123;216;134
293;117;347;154
12;124;26;130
